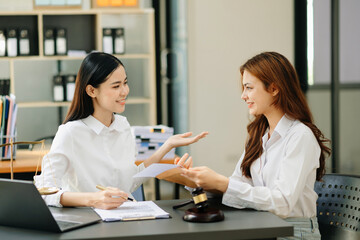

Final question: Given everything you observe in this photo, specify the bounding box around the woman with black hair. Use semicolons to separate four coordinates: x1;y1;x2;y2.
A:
35;52;207;209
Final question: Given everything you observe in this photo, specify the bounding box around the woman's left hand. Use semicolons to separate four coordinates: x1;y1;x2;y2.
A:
166;131;209;148
174;153;193;169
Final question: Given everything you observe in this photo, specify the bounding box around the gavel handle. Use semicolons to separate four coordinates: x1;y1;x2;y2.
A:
172;199;194;209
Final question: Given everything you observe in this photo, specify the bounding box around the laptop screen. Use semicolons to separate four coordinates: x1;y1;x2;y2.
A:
0;178;101;232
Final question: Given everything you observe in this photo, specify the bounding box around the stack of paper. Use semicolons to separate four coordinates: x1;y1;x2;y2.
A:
0;94;17;160
94;201;170;222
132;125;175;160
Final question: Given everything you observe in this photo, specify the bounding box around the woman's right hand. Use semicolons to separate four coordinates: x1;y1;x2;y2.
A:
181;166;229;193
89;187;128;210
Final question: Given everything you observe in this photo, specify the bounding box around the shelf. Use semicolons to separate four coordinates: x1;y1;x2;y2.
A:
0;9;154;16
2;8;156;141
17;98;152;108
0;54;151;61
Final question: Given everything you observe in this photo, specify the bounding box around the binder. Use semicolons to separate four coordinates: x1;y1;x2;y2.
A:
0;30;5;57
65;74;76;101
102;28;113;54
2;79;10;96
44;28;55;56
55;28;67;55
4;96;14;158
6;29;17;57
53;75;64;102
0;98;2;128
19;28;30;56
0;80;4;95
2;97;9;151
0;96;6;158
114;28;125;54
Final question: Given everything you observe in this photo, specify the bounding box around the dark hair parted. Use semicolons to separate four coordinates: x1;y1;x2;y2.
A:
239;52;331;181
63;52;124;124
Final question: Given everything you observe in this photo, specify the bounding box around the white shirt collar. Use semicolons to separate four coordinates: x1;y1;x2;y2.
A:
82;114;125;135
273;114;295;138
262;114;295;146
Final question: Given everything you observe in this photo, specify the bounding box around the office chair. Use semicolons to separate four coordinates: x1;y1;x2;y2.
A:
314;173;360;240
131;185;145;201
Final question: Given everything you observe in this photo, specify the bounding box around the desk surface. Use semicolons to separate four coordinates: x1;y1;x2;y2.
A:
0;150;175;174
0;199;293;240
0;150;43;173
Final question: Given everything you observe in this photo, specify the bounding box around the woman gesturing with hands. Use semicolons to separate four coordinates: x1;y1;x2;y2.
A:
35;52;208;210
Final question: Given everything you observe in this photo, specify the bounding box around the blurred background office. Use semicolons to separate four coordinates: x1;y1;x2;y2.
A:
0;0;359;199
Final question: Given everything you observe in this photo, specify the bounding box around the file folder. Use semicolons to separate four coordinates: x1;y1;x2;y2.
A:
102;28;113;54
114;28;125;54
65;75;76;101
44;28;55;56
6;29;17;57
19;28;30;56
0;30;5;57
56;28;67;55
53;75;64;102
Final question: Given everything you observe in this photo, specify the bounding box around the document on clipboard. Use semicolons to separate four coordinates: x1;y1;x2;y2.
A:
94;201;170;222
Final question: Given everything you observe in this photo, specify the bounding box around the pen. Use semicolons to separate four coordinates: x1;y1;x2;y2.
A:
96;185;136;202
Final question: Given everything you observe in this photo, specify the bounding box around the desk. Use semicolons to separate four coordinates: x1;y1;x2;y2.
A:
0;150;175;173
0;150;176;198
0;199;293;240
0;150;43;174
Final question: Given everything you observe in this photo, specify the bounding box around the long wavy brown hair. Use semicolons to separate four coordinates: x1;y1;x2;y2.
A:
240;52;331;181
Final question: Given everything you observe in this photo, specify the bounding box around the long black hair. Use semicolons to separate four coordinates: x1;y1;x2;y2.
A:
63;52;124;124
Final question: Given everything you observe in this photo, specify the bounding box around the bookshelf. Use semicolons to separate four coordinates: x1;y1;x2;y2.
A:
0;8;156;142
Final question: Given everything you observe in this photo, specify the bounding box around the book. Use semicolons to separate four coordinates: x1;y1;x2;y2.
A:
94;201;170;222
133;163;197;188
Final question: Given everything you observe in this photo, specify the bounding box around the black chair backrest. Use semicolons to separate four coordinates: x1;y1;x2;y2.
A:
315;173;360;234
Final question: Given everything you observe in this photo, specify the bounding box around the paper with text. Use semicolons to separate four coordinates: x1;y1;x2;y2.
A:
133;163;179;178
94;201;170;222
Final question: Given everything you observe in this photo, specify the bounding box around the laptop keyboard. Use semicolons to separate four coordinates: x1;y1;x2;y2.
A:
57;220;82;230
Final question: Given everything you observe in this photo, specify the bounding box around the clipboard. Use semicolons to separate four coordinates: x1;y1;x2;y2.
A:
93;201;170;222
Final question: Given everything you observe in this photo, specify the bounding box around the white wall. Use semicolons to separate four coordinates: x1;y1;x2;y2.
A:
187;0;294;176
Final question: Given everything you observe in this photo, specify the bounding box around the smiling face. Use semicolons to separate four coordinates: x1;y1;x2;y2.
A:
241;70;277;117
86;65;129;125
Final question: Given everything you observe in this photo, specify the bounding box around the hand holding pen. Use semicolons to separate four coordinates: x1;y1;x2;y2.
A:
96;185;136;202
90;185;135;210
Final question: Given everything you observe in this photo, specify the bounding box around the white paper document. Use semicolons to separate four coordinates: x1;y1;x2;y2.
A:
133;163;180;178
94;201;170;222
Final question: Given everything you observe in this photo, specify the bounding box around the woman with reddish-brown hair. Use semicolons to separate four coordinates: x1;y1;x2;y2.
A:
181;52;331;239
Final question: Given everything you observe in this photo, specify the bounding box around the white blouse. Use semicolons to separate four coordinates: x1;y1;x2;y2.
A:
222;115;321;218
34;114;145;207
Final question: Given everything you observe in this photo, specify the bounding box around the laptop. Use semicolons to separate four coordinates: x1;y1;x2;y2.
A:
0;178;101;232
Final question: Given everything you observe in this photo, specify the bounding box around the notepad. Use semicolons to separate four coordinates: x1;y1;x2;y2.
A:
94;201;170;222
